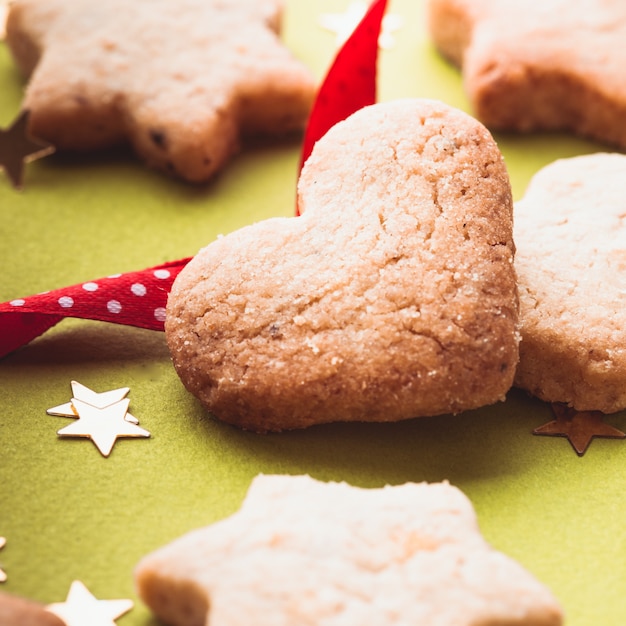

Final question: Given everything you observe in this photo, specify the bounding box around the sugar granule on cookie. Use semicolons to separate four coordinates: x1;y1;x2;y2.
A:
5;0;315;182
427;0;626;149
165;98;519;432
515;152;626;414
135;474;563;626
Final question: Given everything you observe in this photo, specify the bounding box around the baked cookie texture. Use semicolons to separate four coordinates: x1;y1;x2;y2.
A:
165;98;519;432
0;593;65;626
135;475;563;626
515;152;626;413
5;0;315;182
427;0;626;149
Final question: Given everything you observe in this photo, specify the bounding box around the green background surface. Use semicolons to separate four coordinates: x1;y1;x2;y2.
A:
1;1;625;624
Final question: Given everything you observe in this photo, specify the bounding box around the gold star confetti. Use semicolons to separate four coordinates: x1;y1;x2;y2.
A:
0;537;6;582
0;110;55;189
46;580;133;626
55;397;150;457
319;1;403;49
533;403;626;456
49;383;151;457
47;380;139;424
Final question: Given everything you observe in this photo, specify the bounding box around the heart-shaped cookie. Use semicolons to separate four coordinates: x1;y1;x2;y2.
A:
165;99;519;432
515;152;626;413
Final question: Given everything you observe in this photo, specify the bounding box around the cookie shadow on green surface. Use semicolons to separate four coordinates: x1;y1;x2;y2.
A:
192;387;551;488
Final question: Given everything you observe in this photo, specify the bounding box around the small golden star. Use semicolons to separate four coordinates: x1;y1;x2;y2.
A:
0;110;55;189
0;537;6;582
55;397;150;457
319;1;403;49
47;381;139;424
533;403;626;456
46;580;133;626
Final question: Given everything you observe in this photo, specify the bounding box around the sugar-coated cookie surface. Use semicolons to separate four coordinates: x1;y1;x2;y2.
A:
135;474;563;626
427;0;626;149
515;153;626;413
166;98;519;432
5;0;315;182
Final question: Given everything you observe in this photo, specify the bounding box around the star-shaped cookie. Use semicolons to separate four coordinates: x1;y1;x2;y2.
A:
135;475;563;626
6;0;315;182
427;0;626;148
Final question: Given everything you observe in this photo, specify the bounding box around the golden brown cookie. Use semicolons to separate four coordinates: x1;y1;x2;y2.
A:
515;152;626;413
5;0;315;182
135;475;563;626
165;98;519;432
427;0;626;148
0;592;65;626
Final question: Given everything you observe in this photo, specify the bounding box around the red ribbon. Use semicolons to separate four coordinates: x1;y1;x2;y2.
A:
0;259;190;357
0;0;388;359
298;0;388;175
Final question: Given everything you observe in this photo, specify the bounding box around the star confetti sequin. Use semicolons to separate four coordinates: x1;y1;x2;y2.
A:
533;403;626;456
0;537;6;582
46;580;133;626
47;380;139;424
48;383;150;457
319;1;402;49
0;109;55;189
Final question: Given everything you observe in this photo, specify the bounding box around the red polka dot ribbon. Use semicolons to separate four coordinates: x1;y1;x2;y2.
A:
0;258;190;358
0;0;387;359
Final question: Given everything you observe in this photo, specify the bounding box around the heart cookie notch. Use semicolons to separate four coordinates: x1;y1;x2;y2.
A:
166;99;519;432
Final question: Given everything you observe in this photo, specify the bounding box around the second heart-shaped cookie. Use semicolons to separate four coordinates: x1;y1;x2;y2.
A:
166;99;519;432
